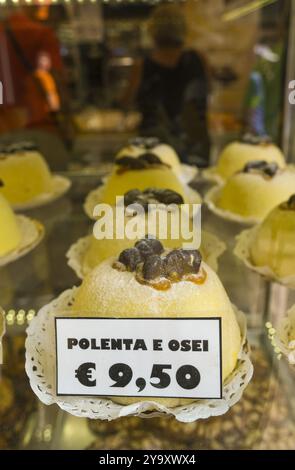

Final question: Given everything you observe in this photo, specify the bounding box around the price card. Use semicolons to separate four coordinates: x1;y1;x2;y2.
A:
55;317;222;399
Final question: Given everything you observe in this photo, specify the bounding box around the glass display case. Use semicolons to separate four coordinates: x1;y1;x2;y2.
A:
1;173;295;450
0;0;294;452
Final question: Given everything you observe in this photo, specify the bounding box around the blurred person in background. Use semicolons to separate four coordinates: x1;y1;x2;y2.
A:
0;6;65;134
121;4;210;166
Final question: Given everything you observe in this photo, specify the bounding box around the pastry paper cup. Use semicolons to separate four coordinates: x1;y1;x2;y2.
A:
25;289;253;422
67;230;226;280
267;305;295;366
0;216;44;267
234;226;295;289
84;184;202;220
12;175;71;211
204;186;262;225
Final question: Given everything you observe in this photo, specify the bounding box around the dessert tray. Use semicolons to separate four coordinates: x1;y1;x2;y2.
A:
204;186;262;225
12;175;71;211
266;305;295;366
234;227;295;289
84;184;202;220
25;291;253;422
0;216;45;267
66;230;226;280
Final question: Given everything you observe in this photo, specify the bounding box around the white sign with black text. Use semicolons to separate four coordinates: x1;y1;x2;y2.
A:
55;317;222;399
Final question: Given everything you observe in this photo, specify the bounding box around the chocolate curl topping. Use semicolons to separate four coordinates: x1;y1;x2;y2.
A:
0;141;38;156
124;188;184;211
242;160;278;177
115;238;202;281
116;152;170;172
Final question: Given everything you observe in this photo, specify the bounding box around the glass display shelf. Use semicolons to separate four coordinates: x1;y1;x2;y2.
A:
0;173;294;450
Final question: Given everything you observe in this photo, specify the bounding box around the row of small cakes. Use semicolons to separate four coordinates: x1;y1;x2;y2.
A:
202;133;295;285
2;132;294;291
4;133;291;424
84;137;201;218
25;137;253;421
75;137;226;280
206;135;295;364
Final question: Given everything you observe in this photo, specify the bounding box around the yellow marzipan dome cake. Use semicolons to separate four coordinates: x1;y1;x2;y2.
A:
80;188;219;274
215;135;285;180
100;153;185;205
0;142;53;204
0;192;21;257
84;187;198;270
116;137;181;175
250;195;295;278
216;161;295;220
72;241;241;408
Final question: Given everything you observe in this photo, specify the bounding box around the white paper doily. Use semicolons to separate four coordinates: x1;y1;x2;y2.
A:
267;305;295;366
84;185;202;220
234;227;295;289
12;175;71;211
200;231;226;272
25;289;253;422
204;186;261;225
67;230;226;280
0;216;44;267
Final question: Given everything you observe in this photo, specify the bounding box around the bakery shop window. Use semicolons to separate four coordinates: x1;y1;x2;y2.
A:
0;0;295;454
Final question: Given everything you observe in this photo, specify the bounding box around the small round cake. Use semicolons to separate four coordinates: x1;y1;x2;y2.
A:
116;137;181;175
215;135;285;180
101;151;184;205
72;240;241;408
249;195;295;278
0;142;53;204
0;192;21;257
216;161;295;220
84;188;202;271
